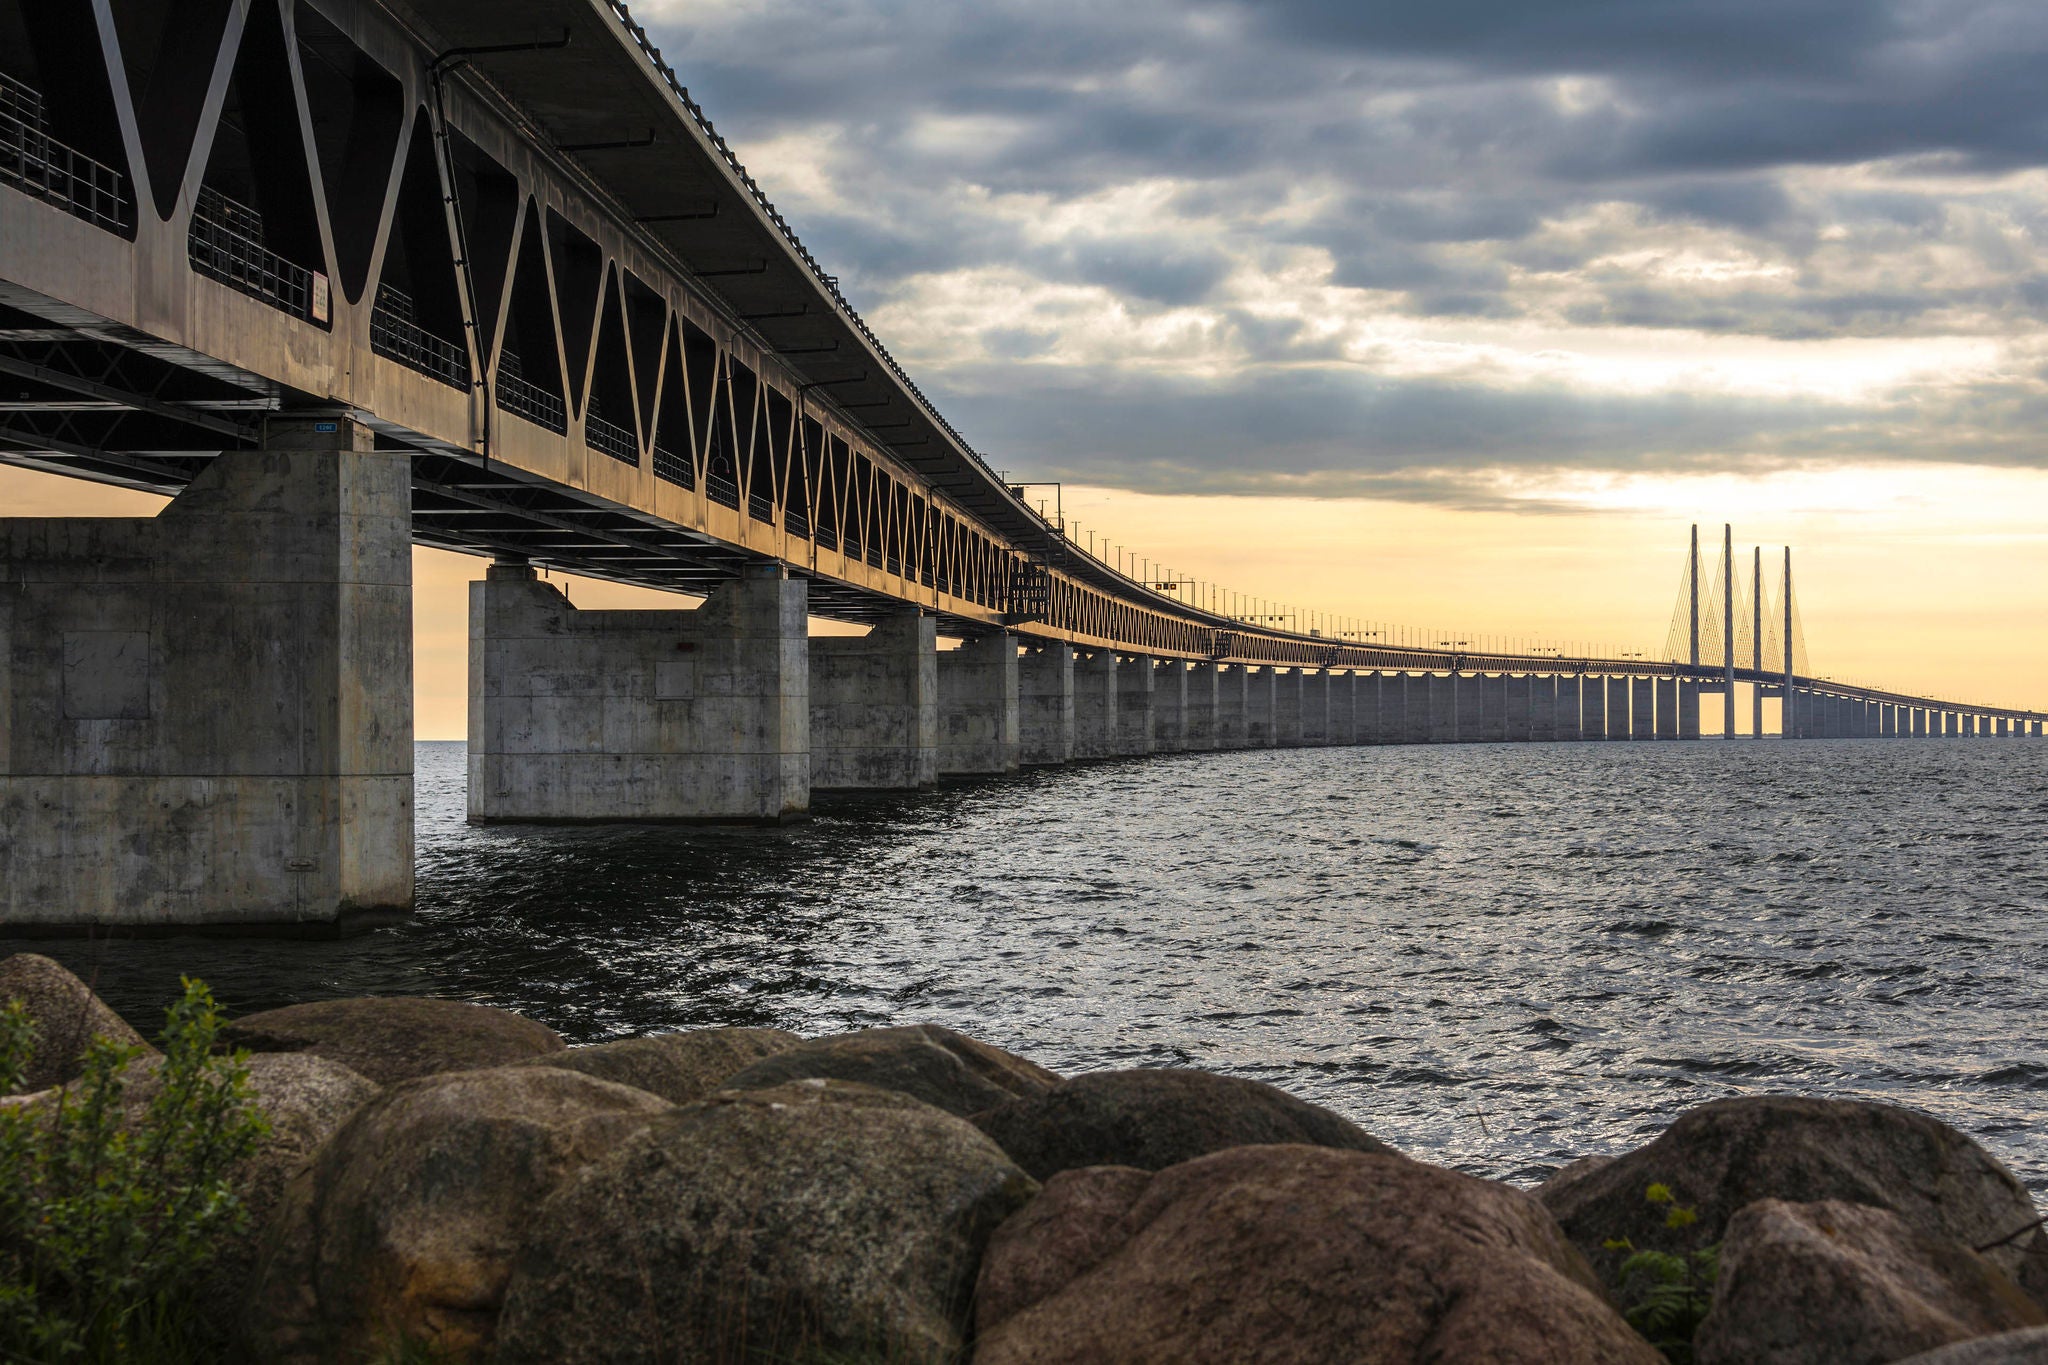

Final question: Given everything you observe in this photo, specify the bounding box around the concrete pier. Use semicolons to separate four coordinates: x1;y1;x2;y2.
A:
1479;674;1509;742
1018;644;1076;766
1;418;413;931
1356;673;1385;744
1246;668;1278;746
809;614;937;790
1631;677;1655;739
1327;673;1357;746
1603;678;1628;739
470;562;807;824
1505;675;1531;741
1074;650;1119;760
1152;661;1189;752
1530;675;1558;741
1679;681;1701;739
1656;678;1678;739
1427;674;1457;743
937;633;1020;774
1299;670;1331;745
1216;665;1252;748
1115;655;1156;756
1273;669;1306;748
1555;676;1583;741
1583;677;1607;739
1184;663;1220;749
1400;673;1431;744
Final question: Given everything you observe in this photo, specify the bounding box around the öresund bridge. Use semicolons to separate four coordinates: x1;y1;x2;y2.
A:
1;0;2041;932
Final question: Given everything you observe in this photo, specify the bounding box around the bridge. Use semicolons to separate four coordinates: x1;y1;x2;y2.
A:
0;0;2040;933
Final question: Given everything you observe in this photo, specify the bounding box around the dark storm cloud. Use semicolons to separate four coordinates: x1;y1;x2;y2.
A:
635;0;2048;500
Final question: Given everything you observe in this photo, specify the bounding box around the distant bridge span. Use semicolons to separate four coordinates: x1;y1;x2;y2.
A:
0;0;2039;932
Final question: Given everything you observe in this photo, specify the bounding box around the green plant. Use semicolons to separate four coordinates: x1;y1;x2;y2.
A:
1604;1182;1721;1365
0;977;268;1362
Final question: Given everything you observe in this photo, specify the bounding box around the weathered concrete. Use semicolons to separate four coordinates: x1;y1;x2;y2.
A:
1215;665;1252;749
1273;669;1305;747
1655;678;1678;739
1299;670;1331;745
1583;676;1608;739
1018;644;1075;766
1530;675;1557;741
1679;681;1702;739
1183;663;1219;750
1449;673;1480;742
470;562;807;823
1630;676;1655;739
1505;675;1531;741
1605;677;1631;739
937;633;1020;774
1327;673;1357;746
1074;651;1119;760
1479;674;1509;742
1557;676;1584;741
1245;667;1278;747
1424;673;1455;743
808;615;936;790
1115;655;1155;757
1356;673;1384;744
1152;661;1189;752
1;416;413;931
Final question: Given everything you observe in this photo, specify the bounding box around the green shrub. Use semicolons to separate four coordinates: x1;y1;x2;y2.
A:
1605;1182;1721;1364
0;977;268;1362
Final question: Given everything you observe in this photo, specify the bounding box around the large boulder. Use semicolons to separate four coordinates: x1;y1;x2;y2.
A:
517;1025;800;1104
220;996;564;1085
1696;1199;2045;1365
494;1079;1038;1365
1895;1327;2048;1363
974;1144;1663;1365
971;1067;1397;1179
1539;1097;2048;1305
0;952;152;1091
241;1066;669;1363
714;1022;1058;1116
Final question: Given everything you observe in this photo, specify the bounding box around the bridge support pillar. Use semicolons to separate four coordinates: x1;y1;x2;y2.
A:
938;633;1020;774
1630;677;1655;739
1;417;413;932
1505;675;1531;741
1152;661;1189;752
1355;673;1384;743
1272;669;1303;747
1530;675;1557;741
1555;676;1583;741
1678;681;1701;739
1246;667;1279;746
1215;666;1251;748
1327;673;1356;745
1018;643;1075;766
1115;655;1155;756
1300;670;1331;745
1074;650;1119;759
1479;673;1509;742
471;561;807;824
1656;678;1679;738
809;614;937;791
1578;676;1604;739
1427;674;1457;743
1601;677;1626;739
1183;663;1220;749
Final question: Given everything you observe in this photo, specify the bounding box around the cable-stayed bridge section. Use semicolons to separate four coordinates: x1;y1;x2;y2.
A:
0;0;2040;933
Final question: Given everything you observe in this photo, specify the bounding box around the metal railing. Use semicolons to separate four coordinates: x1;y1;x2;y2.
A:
495;350;567;433
653;443;693;489
369;284;468;390
747;490;775;523
189;185;321;322
583;400;639;465
706;464;740;509
0;72;130;234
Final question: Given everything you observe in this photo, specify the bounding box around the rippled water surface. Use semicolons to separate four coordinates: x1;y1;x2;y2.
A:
15;738;2048;1190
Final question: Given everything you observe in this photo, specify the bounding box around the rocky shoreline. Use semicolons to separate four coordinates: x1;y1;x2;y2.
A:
5;951;2047;1364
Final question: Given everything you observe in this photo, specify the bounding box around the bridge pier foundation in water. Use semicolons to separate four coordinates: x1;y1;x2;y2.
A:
1115;655;1156;757
1018;644;1076;766
1151;661;1188;752
937;634;1020;775
0;416;415;932
1072;650;1119;760
808;614;938;792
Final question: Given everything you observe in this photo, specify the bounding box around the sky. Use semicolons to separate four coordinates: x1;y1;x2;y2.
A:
8;0;2048;729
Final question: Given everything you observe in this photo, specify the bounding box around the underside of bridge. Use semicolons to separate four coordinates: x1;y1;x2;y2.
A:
1;0;2040;933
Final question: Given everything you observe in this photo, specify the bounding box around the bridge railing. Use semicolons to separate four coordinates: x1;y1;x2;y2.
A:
188;186;325;323
370;284;469;391
0;72;129;237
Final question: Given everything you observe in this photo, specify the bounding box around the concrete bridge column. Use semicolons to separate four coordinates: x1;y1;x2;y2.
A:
1073;650;1119;759
1942;711;1956;738
1551;676;1580;741
1215;665;1252;748
1428;674;1458;743
1453;673;1483;741
1678;681;1702;739
1879;704;1894;737
1152;660;1189;752
1115;655;1156;756
1530;675;1558;741
1018;643;1075;766
1579;676;1605;739
1655;678;1679;738
1273;669;1306;747
937;633;1020;774
1601;677;1627;739
471;561;807;824
809;614;937;790
2;416;413;931
1505;675;1531;741
1327;673;1357;745
1911;708;1926;737
1356;673;1385;743
1246;667;1279;746
1183;663;1220;749
1630;677;1655;739
1300;670;1332;745
1479;674;1509;742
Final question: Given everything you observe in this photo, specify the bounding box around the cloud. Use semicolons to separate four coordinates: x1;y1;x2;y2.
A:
629;0;2048;507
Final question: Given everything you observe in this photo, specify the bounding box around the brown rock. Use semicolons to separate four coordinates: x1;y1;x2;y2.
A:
1697;1199;2046;1365
715;1022;1058;1115
1894;1327;2048;1363
494;1079;1038;1365
220;996;563;1085
517;1024;799;1104
973;1144;1663;1365
0;952;151;1091
971;1067;1397;1179
1539;1097;2048;1306
241;1065;669;1363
